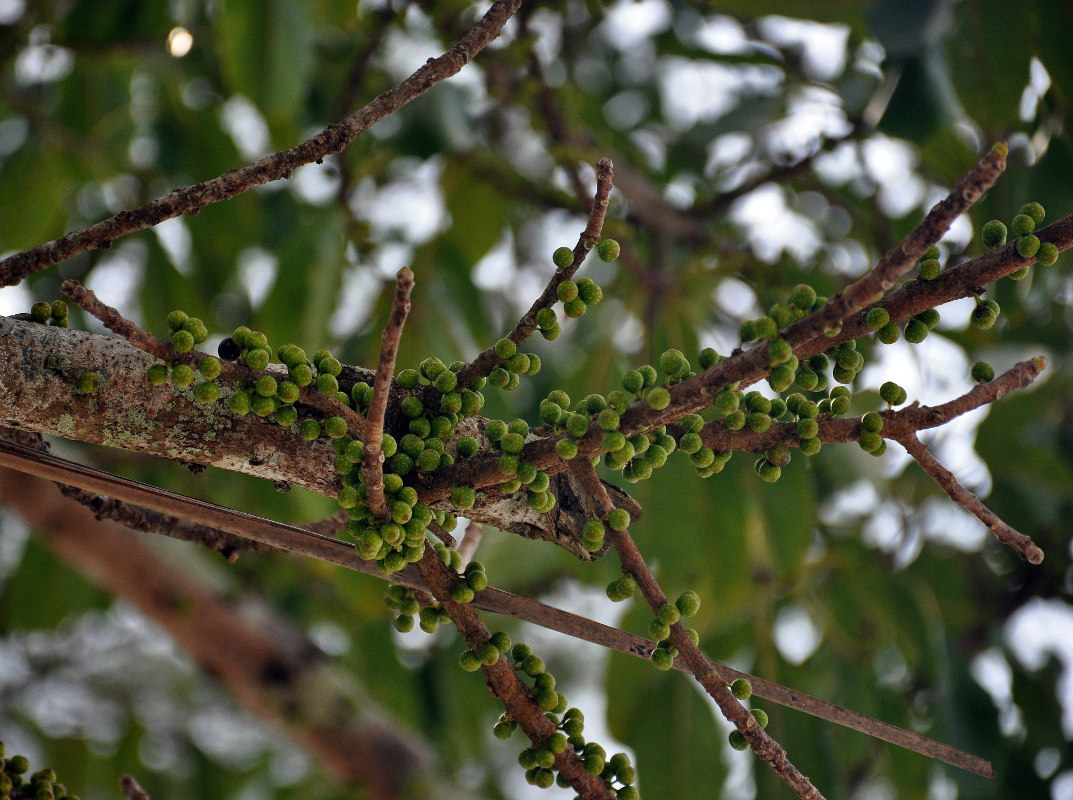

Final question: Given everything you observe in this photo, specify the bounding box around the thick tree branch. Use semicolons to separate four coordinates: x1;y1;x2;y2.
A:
0;0;524;287
0;315;608;548
62;279;365;436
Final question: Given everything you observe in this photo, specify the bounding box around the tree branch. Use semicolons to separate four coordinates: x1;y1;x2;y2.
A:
415;541;617;800
0;433;993;777
891;429;1045;563
61;279;365;436
454;157;615;389
364;268;414;519
0;0;524;287
0;461;455;800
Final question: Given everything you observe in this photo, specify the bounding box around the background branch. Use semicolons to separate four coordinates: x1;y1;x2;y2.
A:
0;0;524;287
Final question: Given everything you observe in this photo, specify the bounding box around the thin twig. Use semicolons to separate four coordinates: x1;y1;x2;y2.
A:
120;776;150;800
795;213;1073;360
892;429;1045;564
61;279;365;436
0;0;524;287
691;357;1047;455
454;157;614;389
569;460;826;800
456;522;484;567
786;143;1008;346
0;436;993;776
364;268;414;520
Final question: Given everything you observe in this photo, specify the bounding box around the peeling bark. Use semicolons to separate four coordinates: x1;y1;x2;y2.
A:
0;315;634;557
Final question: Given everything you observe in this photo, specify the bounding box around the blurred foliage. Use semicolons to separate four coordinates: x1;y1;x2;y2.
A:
1;0;1072;798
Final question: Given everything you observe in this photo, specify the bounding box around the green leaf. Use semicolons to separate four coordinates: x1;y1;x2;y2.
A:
215;0;314;142
946;0;1033;134
606;650;727;800
0;539;109;631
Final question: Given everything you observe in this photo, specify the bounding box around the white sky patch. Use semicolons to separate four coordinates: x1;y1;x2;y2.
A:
1006;599;1073;738
307;621;349;657
659;59;782;130
100;174;141;214
606;300;645;355
0;0;25;25
0;283;32;317
664;174;696;208
348;159;446;245
290;158;341;207
934;296;976;330
712;276;759;320
367;241;414;281
153;216;194;276
919;496;988;552
693;14;750;55
730;183;822;264
329;264;385;340
86;242;148;326
599;0;671;51
1052;772;1073;800
0;116;28;158
659;60;740;126
705;132;754;180
1020;56;1052;122
757;16;850;81
15;28;73;85
237;247;278;310
928;768;958;800
219;95;271;161
527;9;563;67
773;604;823;665
861;136;926;218
825;240;873;278
971;647;1024;737
471;230;517;293
819;478;878;527
1035;747;1061;779
629;128;666;172
269;745;312;787
187;705;274;770
603;88;650;130
128;136;158;170
762;85;852;163
813;140;862;187
861;499;915;558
